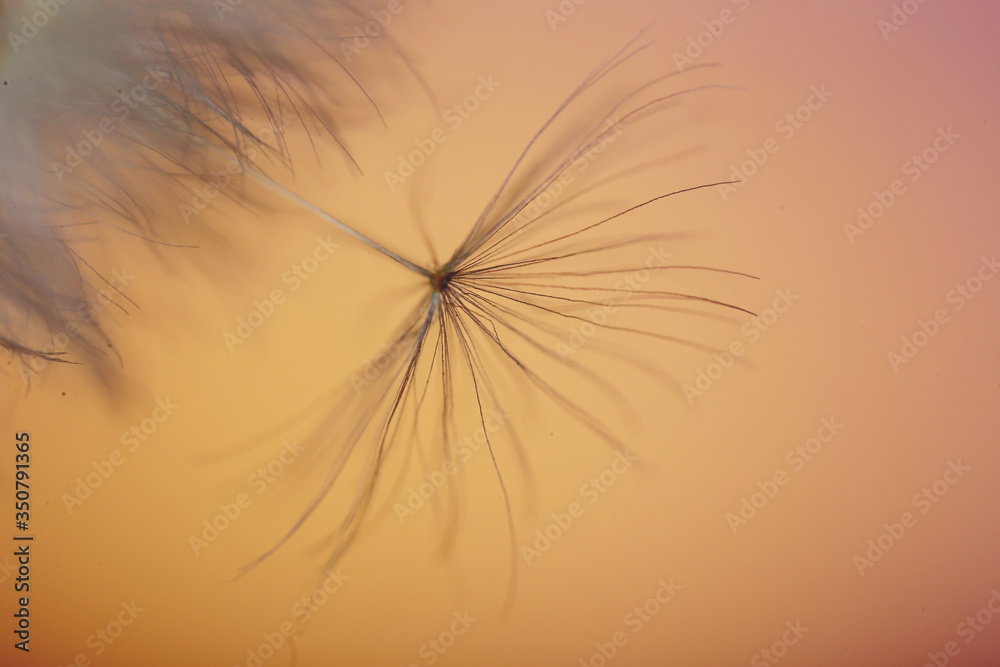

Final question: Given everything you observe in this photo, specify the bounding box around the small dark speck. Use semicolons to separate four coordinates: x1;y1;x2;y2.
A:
62;392;66;396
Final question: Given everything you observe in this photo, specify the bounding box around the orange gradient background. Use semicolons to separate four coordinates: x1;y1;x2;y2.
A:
3;1;999;666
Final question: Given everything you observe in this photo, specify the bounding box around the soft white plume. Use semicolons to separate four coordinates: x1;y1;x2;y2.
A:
0;0;375;384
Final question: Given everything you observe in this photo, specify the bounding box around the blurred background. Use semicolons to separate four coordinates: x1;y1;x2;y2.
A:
3;1;999;665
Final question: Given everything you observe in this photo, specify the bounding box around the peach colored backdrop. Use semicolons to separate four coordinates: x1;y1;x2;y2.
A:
3;1;999;665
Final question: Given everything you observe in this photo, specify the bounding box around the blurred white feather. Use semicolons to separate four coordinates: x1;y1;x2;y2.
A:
0;0;376;386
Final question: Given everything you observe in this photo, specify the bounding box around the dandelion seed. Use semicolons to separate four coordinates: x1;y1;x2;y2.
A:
241;30;757;610
1;0;754;611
